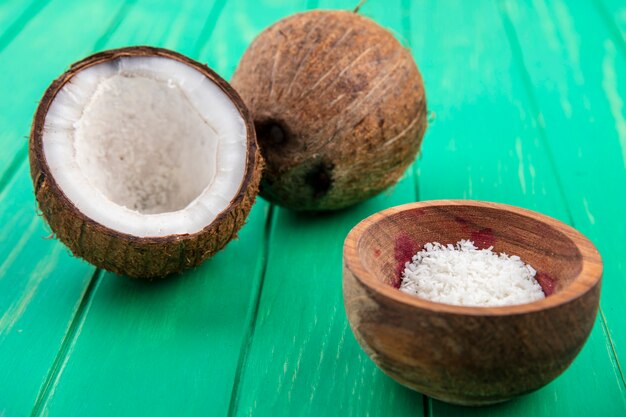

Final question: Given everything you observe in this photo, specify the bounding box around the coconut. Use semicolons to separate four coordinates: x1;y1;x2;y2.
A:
231;10;427;211
29;46;261;279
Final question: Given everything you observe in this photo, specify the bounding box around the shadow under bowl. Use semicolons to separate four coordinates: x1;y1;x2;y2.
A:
342;200;602;406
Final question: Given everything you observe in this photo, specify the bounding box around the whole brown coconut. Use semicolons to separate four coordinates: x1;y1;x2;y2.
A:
30;47;261;279
232;10;427;211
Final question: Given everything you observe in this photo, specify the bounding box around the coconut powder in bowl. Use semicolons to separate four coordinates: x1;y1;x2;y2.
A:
399;240;545;307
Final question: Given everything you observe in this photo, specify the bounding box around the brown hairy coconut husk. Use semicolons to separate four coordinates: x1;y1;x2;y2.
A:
30;46;261;279
232;10;427;211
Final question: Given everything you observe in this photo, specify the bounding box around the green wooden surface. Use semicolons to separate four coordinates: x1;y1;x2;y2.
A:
0;0;624;416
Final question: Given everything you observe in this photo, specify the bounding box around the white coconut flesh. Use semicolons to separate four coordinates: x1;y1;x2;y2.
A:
42;56;248;237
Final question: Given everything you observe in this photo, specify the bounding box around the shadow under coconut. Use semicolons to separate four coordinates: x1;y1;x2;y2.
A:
429;388;548;416
372;377;547;417
262;181;420;278
270;184;404;221
246;184;431;414
80;202;270;337
93;251;260;333
43;260;263;407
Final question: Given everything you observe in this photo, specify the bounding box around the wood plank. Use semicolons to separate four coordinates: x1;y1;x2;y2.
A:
0;171;95;417
0;0;129;180
597;0;626;46
409;0;626;415
0;0;51;53
30;1;308;416
229;1;427;416
502;0;626;385
206;0;312;77
411;4;565;214
38;206;270;416
0;1;132;415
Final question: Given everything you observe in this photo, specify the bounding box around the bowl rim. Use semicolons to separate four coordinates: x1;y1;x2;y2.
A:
343;200;603;316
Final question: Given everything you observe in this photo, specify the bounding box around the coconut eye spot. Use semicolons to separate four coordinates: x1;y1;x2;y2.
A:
255;120;288;147
42;56;248;237
75;74;217;214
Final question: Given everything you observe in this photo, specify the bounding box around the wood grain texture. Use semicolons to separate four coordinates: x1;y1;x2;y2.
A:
597;0;626;46
343;201;602;405
0;173;95;417
0;0;50;53
0;0;131;178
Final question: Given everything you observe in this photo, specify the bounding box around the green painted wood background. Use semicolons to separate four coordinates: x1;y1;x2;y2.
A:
0;0;625;415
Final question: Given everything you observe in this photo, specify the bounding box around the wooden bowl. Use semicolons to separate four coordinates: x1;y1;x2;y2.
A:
343;200;602;406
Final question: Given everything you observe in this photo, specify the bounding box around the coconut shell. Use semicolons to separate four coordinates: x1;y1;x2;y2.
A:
231;10;427;211
29;46;262;279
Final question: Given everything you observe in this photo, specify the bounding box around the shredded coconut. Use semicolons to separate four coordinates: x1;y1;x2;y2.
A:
400;240;545;307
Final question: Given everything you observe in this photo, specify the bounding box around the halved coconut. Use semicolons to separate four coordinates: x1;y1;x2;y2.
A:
30;46;261;279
